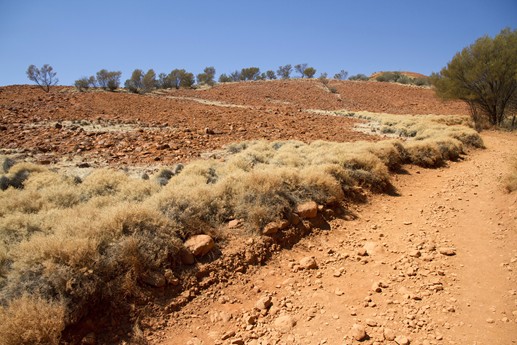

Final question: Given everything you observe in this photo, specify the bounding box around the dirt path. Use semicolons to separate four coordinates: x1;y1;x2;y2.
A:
147;131;516;345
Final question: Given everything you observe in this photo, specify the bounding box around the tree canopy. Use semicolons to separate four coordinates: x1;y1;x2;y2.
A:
431;28;517;127
26;64;58;92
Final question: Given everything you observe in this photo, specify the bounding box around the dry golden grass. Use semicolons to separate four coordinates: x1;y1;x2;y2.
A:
0;294;65;345
0;111;484;340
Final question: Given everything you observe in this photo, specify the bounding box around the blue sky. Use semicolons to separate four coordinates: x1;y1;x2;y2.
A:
0;0;516;86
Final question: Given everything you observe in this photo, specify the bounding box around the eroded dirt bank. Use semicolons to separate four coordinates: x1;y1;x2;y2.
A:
146;131;517;345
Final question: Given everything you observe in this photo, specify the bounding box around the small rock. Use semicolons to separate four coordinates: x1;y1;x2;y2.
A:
383;327;396;341
439;247;456;256
366;318;377;327
372;281;382;293
299;256;318;269
408;250;421;258
395;335;410;345
244;314;257;325
296;201;318;219
486;318;495;324
350;323;367;341
230;338;244;345
273;314;296;332
184;234;214;257
255;296;272;310
221;331;236;340
228;219;242;229
262;219;289;235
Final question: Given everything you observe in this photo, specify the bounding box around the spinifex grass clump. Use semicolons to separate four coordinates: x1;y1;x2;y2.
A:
0;112;483;343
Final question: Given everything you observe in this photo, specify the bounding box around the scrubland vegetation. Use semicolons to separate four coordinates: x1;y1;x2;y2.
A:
0;112;484;344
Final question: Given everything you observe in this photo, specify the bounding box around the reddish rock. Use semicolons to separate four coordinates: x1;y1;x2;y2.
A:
296;201;318;219
184;235;215;257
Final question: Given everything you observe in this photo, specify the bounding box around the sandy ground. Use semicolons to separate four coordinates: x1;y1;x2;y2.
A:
146;131;517;345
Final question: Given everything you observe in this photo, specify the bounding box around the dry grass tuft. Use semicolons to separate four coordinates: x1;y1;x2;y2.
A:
0;294;65;345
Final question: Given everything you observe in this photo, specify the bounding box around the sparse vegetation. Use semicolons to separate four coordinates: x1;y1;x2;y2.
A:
348;73;369;81
26;64;58;92
96;69;122;91
265;70;277;80
334;70;348;80
277;64;293;79
303;67;316;78
294;64;308;78
196;66;216;86
125;69;144;93
74;77;90;92
168;69;195;89
0;111;484;341
240;67;261;81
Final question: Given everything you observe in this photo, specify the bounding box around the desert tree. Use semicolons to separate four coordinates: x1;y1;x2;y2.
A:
294;63;308;78
265;70;277;80
157;73;173;89
240;67;260;81
334;70;348;80
74;77;90;92
168;69;195;89
197;66;216;86
124;69;144;93
218;73;232;83
87;76;97;88
26;64;58;92
229;70;242;82
303;67;316;78
142;69;157;93
276;64;292;79
96;69;122;91
431;28;517;128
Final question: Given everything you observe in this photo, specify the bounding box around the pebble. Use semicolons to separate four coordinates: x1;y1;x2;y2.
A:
350;323;367;341
383;327;396;341
299;256;318;270
438;247;456;256
273;314;297;332
255;296;272;310
394;335;410;345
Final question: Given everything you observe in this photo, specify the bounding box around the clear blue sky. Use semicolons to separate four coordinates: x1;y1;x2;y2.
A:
1;0;516;86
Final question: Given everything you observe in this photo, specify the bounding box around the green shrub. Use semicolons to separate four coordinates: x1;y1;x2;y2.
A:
348;73;369;81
